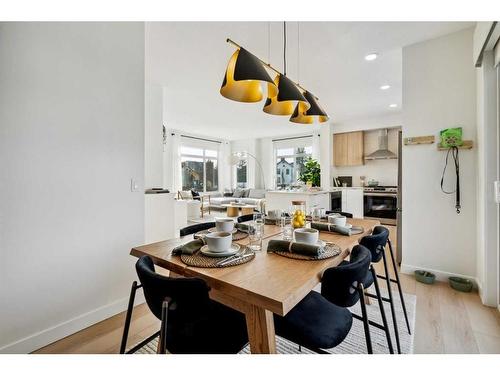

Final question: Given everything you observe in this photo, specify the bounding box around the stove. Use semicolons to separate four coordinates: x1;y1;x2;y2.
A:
363;186;398;225
363;185;398;194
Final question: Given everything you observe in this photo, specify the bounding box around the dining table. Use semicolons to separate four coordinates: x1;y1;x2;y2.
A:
130;217;380;354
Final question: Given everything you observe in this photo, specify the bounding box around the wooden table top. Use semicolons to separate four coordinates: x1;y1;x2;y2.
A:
130;218;379;316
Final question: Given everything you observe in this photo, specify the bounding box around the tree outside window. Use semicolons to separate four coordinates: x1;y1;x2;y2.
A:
181;146;218;192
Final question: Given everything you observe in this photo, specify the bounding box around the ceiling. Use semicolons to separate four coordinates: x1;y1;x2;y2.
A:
146;22;474;140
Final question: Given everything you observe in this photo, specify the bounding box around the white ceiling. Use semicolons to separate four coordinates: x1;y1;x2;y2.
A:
146;22;474;140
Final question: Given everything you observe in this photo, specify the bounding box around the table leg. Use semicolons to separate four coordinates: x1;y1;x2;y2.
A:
245;305;277;354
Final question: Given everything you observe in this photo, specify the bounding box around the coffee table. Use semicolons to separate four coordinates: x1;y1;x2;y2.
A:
221;203;257;217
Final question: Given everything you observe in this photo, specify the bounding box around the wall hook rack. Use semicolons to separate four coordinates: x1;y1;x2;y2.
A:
437;140;473;150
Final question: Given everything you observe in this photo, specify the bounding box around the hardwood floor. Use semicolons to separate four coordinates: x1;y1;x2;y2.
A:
34;225;500;354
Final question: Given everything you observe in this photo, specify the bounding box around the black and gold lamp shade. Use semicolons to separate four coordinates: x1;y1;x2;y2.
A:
263;74;309;115
220;48;277;103
290;91;329;124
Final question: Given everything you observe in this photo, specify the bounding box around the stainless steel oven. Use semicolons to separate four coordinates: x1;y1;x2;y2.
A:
363;187;398;225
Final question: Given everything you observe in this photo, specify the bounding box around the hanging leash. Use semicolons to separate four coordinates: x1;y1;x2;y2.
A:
440;146;461;214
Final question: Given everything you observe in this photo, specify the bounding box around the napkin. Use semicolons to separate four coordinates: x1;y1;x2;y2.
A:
172;238;206;255
267;240;325;257
311;222;352;236
235;223;249;232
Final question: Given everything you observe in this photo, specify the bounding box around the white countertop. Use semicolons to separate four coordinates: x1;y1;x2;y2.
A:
267;187;364;195
266;190;330;195
330;186;364;191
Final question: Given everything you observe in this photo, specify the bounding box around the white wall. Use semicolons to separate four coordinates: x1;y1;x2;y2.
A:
0;22;145;353
401;28;477;280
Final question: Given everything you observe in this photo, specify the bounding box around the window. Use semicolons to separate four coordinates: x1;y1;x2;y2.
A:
274;139;312;189
235;159;248;188
181;145;218;192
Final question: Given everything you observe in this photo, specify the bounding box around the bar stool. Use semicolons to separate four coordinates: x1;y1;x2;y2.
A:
359;226;411;354
274;245;393;354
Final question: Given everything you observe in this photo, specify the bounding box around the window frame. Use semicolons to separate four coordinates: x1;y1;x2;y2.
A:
180;145;219;193
273;140;313;189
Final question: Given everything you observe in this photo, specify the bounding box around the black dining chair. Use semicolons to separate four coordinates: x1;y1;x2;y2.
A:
120;256;248;354
274;245;391;354
359;226;410;354
179;222;215;237
325;211;353;218
237;214;254;223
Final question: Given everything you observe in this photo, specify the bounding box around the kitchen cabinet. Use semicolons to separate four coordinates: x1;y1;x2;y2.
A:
333;131;364;167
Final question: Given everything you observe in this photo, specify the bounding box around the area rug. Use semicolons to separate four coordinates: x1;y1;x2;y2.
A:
135;288;416;354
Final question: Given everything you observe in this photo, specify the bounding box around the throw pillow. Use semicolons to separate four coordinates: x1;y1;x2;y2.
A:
233;188;244;198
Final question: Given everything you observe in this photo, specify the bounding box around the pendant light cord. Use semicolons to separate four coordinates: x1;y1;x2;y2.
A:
297;21;300;84
283;21;287;76
267;22;271;63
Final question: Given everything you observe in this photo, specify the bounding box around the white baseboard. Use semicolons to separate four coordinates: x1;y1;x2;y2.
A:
0;293;145;354
400;263;478;288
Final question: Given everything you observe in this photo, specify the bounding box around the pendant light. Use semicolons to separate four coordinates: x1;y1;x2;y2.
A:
263;22;309;116
290;91;329;124
220;47;277;103
220;23;329;123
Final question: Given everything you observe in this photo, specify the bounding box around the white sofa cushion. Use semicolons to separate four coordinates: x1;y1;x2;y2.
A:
248;189;266;199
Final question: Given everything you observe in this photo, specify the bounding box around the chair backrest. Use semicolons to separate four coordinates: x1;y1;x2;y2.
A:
179;222;216;236
320;245;371;308
135;256;210;320
359;225;389;263
325;211;353;218
237;214;254;223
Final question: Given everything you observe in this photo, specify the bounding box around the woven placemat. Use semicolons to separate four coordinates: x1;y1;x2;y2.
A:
271;242;342;261
195;229;248;241
180;247;255;268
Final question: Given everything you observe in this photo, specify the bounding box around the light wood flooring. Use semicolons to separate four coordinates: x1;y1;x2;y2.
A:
34;226;500;354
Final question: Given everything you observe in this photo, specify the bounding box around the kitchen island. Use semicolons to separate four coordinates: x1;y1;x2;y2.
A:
265;190;330;213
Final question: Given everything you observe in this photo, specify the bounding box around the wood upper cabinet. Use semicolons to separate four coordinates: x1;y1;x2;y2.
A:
333;131;364;167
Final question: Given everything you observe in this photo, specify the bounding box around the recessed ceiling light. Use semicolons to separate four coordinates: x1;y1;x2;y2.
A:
380;85;391;90
389;104;397;108
364;53;378;61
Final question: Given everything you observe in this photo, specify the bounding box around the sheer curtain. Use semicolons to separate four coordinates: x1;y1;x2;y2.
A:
163;132;181;192
218;141;231;192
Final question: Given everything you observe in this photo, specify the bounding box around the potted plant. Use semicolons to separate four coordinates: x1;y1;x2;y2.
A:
298;157;321;187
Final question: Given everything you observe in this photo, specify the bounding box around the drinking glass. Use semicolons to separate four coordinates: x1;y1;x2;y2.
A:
253;212;264;225
248;222;263;251
280;213;293;241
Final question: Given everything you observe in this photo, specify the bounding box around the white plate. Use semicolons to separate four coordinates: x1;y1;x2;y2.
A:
329;223;352;229
200;243;240;257
208;227;238;234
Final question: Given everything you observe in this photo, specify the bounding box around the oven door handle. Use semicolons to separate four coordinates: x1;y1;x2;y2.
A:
363;193;398;197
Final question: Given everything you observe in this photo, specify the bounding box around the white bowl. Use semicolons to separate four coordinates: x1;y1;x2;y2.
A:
329;215;347;227
215;218;235;232
205;232;232;253
327;213;341;222
294;228;319;245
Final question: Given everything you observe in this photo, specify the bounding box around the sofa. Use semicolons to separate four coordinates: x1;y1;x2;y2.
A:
207;188;266;213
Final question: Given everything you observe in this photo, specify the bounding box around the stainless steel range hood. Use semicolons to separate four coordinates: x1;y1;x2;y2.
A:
364;129;397;160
